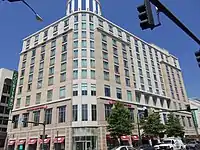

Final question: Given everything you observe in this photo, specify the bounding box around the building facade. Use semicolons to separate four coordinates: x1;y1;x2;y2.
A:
7;0;195;150
0;68;16;149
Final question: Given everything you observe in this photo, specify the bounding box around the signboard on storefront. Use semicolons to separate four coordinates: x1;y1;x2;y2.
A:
8;71;18;110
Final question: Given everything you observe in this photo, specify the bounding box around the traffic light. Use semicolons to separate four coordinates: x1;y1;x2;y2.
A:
40;135;48;139
186;105;191;112
137;0;155;30
195;50;200;68
144;108;148;117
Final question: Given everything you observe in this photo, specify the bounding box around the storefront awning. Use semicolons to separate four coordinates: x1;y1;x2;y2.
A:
131;135;139;141
27;139;37;145
16;139;26;145
53;137;65;143
121;136;130;141
39;138;50;144
8;140;15;146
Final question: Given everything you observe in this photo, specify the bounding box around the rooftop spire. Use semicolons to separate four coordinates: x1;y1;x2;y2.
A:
66;0;102;16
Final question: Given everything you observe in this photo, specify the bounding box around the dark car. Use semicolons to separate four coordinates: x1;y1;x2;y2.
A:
186;141;200;150
137;144;155;150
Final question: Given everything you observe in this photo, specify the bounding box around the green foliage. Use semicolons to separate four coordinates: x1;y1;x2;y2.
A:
165;113;184;137
140;113;165;137
107;102;134;139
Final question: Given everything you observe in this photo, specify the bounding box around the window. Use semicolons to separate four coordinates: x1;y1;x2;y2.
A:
99;19;103;27
61;62;66;72
47;90;53;101
45;109;52;124
50;57;55;66
74;15;78;22
25;96;30;106
81;69;87;79
92;105;97;121
44;30;48;38
64;19;69;27
82;49;87;57
73;70;78;79
182;116;185;126
27;83;32;91
33;111;40;126
72;105;78;121
58;106;66;123
105;104;112;120
62;34;67;43
59;86;66;98
60;72;66;82
129;108;134;122
81;59;87;68
16;98;21;108
104;85;111;97
82;104;88;121
91;70;95;79
115;75;120;84
36;93;41;104
39;62;44;70
31;58;35;65
90;41;94;48
104;71;109;81
82;40;87;48
116;88;122;99
13;115;19;129
74;32;78;39
73;50;78;58
41;45;45;53
51;40;56;48
90;50;95;58
18;87;22;94
74;24;78;31
103;61;109;70
62;44;67;52
90;32;94;39
40;53;45;61
61;53;67;62
81;83;87;95
127;91;132;101
19;78;23;85
91;84;96;96
82;31;86;38
37;80;42;89
90;60;95;68
90;23;94;30
82;22;86;30
73;84;78;96
28;75;33;83
187;117;192;127
73;60;78;69
74;41;78;49
49;67;54;75
89;15;93;22
136;92;141;103
48;77;54;85
82;13;86;21
22;113;29;127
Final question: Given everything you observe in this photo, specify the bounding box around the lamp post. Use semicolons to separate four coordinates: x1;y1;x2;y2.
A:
6;0;43;21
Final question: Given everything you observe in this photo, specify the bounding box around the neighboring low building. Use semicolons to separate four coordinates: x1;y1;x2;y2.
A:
189;98;200;139
0;68;17;149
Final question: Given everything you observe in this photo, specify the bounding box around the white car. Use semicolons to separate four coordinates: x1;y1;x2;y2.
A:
111;146;136;150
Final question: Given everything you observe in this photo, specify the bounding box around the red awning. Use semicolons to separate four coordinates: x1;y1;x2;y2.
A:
39;138;50;144
131;135;139;141
27;139;37;145
53;137;65;143
16;139;26;145
121;136;130;141
8;140;15;146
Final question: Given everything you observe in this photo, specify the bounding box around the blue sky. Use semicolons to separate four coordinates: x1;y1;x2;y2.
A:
0;0;200;98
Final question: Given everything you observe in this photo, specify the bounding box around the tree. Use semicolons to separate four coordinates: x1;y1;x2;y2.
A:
140;113;165;137
107;102;134;145
165;113;184;137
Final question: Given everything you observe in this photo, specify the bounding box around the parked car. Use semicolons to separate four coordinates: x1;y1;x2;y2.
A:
137;144;155;150
111;146;136;150
186;141;200;150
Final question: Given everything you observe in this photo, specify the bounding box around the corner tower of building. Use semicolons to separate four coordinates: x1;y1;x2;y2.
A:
66;0;102;16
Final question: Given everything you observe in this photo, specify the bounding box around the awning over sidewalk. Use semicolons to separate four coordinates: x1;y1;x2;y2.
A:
8;140;15;146
16;139;26;145
38;138;50;144
120;136;130;141
27;139;37;145
53;137;65;143
131;135;139;141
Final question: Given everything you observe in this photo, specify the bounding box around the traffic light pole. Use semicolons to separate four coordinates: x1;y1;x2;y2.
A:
149;0;200;46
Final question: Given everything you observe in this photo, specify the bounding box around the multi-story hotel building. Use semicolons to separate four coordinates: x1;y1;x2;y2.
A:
0;68;17;149
7;0;195;149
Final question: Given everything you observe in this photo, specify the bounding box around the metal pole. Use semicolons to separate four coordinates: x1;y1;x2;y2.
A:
137;113;142;146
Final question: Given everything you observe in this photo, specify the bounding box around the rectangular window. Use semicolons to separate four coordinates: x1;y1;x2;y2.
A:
49;67;54;75
129;108;134;122
20;70;25;77
22;113;29;127
60;72;66;82
74;41;78;49
28;75;33;83
82;104;88;121
92;105;97;121
81;69;87;79
59;86;66;98
47;90;53;101
73;60;78;69
74;32;78;39
90;24;94;30
103;61;109;70
105;104;112;120
91;84;96;96
116;88;122;99
48;77;54;85
74;50;78;58
45;109;52;124
104;71;109;81
73;70;78;79
33;111;40;126
73;84;78;96
13;115;19;129
104;85;111;97
51;40;56;48
50;57;55;66
36;93;41;104
74;24;78;31
39;62;44;70
90;32;94;39
82;31;86;38
81;83;87;95
62;34;67;43
61;62;67;72
90;50;95;58
16;98;21;108
127;90;132;101
188;117;192;127
29;66;34;74
61;53;67;62
58;106;66;123
82;40;87;48
90;70;95;79
81;59;87;68
37;80;42;89
62;44;67;52
90;60;95;68
25;96;30;106
82;22;86;30
82;49;87;57
72;105;78;121
90;41;94;48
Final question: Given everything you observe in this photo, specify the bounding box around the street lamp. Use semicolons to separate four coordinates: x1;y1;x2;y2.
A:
6;0;43;21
